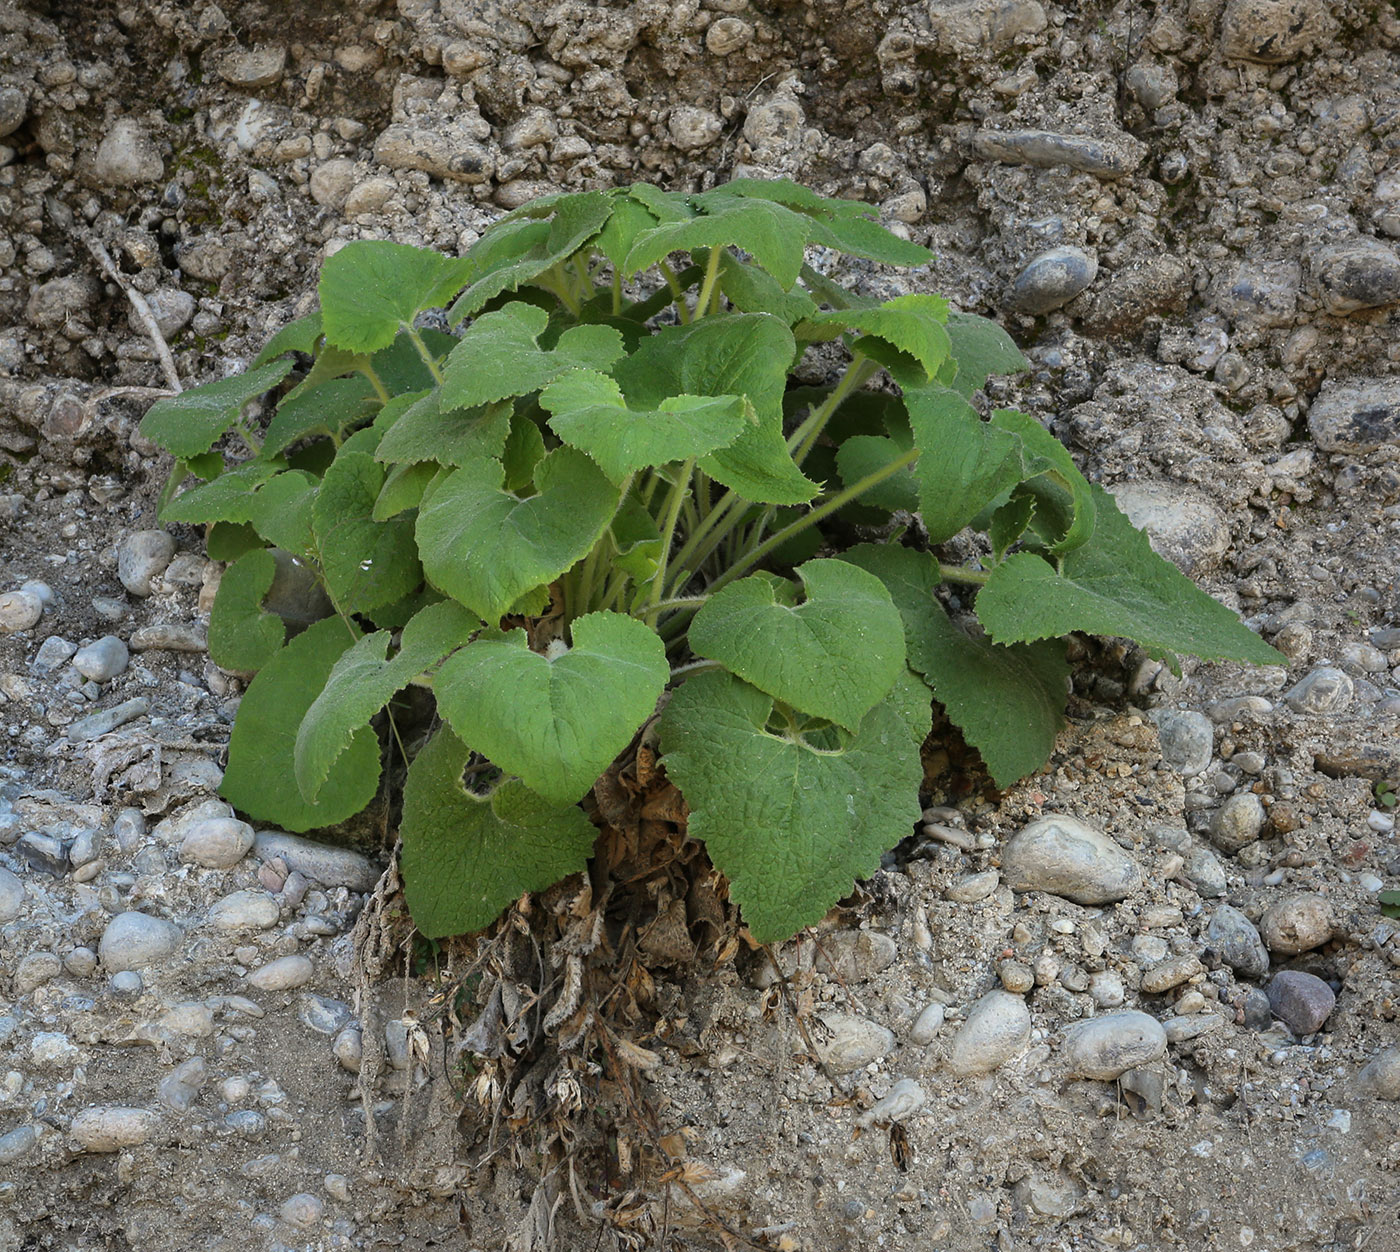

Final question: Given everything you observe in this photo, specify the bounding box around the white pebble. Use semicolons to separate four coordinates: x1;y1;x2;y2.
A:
208;889;280;931
909;1002;946;1044
179;817;255;869
813;1012;896;1075
856;1078;926;1127
116;530;176;597
948;991;1031;1076
0;589;43;632
69;1106;157;1152
72;635;130;682
1062;1011;1167;1080
98;911;182;972
248;954;314;991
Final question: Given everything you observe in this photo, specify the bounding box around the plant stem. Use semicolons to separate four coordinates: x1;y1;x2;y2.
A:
359;363;391;403
542;264;583;317
669;658;721;680
649;596;708;615
939;564;990;586
658;262;690;325
786;353;877;466
645;458;696;624
691;247;723;321
405;326;445;384
707;445;922;593
611;271;623;317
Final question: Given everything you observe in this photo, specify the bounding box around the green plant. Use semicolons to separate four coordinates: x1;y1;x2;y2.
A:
1376;780;1397;811
141;178;1283;943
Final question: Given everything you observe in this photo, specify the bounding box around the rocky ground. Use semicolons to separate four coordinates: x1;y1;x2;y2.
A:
2;0;1400;1248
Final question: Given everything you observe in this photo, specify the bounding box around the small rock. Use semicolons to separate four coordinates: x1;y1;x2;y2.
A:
1219;0;1327;63
1006;246;1098;314
1113;482;1232;576
93;117;164;186
1259;893;1332;955
159;1002;214;1037
1149;709;1214;776
706;16;753;54
0;86;27;138
924;0;1046;52
332;1025;363;1072
971;128;1145;178
129;622;208;652
33;635;77;672
1184;845;1228;898
910;1002;946;1044
344;177;397;216
253;831;380;892
948;991;1031;1076
0;589;43;632
1207;695;1274;723
1283;667;1353;715
70;1106;157;1153
1307;378;1400;454
668;106;723;151
117;530;176;597
1312;238;1400;314
1001;815;1141;905
247;954;314;991
1062;1011;1167;1080
67;697;150;742
813;930;897;982
1090;970;1125;1008
220;44;287;88
1213;259;1301;327
208;889;280;931
158;1057;208;1112
373;123;494;184
1241;987;1273;1030
135;288;196;340
309;158;357;209
0;867;23;921
1206;904;1270;979
18;832;68;876
813;1012;896;1074
280;1193;325;1228
300;994;355;1035
1210;793;1266;854
945;869;1000;903
1163;1013;1223;1043
1140;954;1203;995
855;1078;926;1128
1267;970;1335;1035
179;817;255;869
15;952;62;995
999;960;1035;994
98;910;182;972
1125;61;1178;109
1355;1048;1400;1100
72;635;130;682
0;1124;40;1166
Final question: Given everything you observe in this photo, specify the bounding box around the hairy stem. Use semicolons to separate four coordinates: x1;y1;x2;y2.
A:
404;326;445;385
691;247;724;321
658;262;690;325
938;564;990;586
786;353;878;466
645;458;697;624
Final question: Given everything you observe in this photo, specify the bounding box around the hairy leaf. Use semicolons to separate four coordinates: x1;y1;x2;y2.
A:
435;612;667;805
161;459;281;526
208;548;286;672
373;460;439;520
809;294;951;380
313;451;423;613
718;254;818;324
221;617;380;833
139;360;292;459
658;670;922;942
374;390;512;467
247;471;318;555
944;312;1028;398
623;198;811;288
835;435;919;513
319;241;473;354
689;558;905;731
264;377;378;457
400;727;597;938
989;408;1095;556
252;311;324;366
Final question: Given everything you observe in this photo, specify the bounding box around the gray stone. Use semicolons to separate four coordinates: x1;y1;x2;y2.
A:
32;635;77;672
247;954;314;991
1140;954;1203;995
706;17;753;54
133;289;196;340
814;1012;896;1074
0;589;43;632
14;952;62;995
946;869;1001;903
26;274;101;329
0;86;27;139
0;1123;40;1164
1207;695;1274;723
1062;1011;1166;1080
1213;260;1301;327
158;1057;208;1112
219;44;287;88
1206;904;1269;979
910;1002;946;1044
1210;793;1266;854
253;831;381;892
63;946;96;977
0;866;23;922
1149;709;1214;776
1184;845;1228;898
99;910;182;972
1001;815;1141;905
1219;0;1327;64
1006;246;1098;314
309;158;357;208
1267;970;1335;1035
129;622;208;652
1111;482;1231;576
93;117;164;186
18;832;69;875
1242;987;1274;1031
812;930;898;982
208;890;280;931
948;991;1031;1076
1283;666;1353;715
1355;1048;1400;1100
67;697;150;742
373;124;494;184
176;237;233;281
971;128;1146;178
117;530;176;597
925;0;1047;53
1307;378;1400;454
73;635;130;682
1125;61;1177;109
300;994;355;1035
179;817;255;869
70;1106;157;1152
1259;893;1332;955
855;1079;926;1129
1090;971;1125;1008
333;1025;363;1071
280;1193;325;1228
668;106;723;152
1312;238;1400;314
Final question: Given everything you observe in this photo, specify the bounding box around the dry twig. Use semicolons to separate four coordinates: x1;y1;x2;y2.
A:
82;232;182;394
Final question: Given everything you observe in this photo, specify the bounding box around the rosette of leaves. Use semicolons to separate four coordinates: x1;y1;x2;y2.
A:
142;178;1282;944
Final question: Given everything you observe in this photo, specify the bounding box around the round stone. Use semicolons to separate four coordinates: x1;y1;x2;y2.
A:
0;590;43;632
1283;667;1353;715
179;817;255;869
1000;815;1141;905
1205;904;1269;979
1356;1048;1400;1100
1210;793;1266;854
98;911;182;972
1062;1011;1167;1080
309;158;357;208
25;275;100;330
0;867;23;922
69;1106;157;1153
813;1012;896;1074
910;1002;946;1044
208;890;281;931
1112;482;1231;576
93;117;164;186
280;1193;325;1228
706;16;753;54
72;635;130;682
158;1057;208;1112
1149;708;1214;776
135;288;196;339
117;530;176;597
948;991;1031;1076
1259;893;1332;955
1267;969;1336;1036
668;106;723;152
247;954;315;992
1184;845;1228;898
1312;238;1400;314
1006;246;1098;315
332;1026;363;1072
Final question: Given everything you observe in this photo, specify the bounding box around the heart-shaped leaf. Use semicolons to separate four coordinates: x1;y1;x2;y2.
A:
208;548;286;672
319;241;473;354
313;451;423;613
689;558;905;731
373;390;512;468
808;294;952;380
139;359;293;459
400;726;598;938
434;611;668;805
416;447;619;623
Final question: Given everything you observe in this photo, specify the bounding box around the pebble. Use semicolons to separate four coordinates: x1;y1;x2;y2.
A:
160;1002;214;1037
946;869;1001;903
0;1124;40;1166
668;106;723;152
209;890;280;931
1307;378;1400;454
309;157;357;208
70;1106;157;1152
129;623;209;652
971;128;1145;178
374;123;494;184
15;952;62;995
1206;904;1270;979
1219;0;1326;63
220;43;287;88
179;817;255;869
1207;695;1273;723
247;954;314;992
280;1192;325;1228
93;117;164;186
300;994;355;1035
1259;893;1332;955
1062;1011;1167;1080
1149;709;1214;776
99;911;182;972
1283;667;1353;715
0;867;23;922
1355;1048;1400;1100
253;831;381;892
947;991;1031;1076
1210;793;1266;854
1113;482;1232;576
0;589;43;632
332;1026;363;1072
158;1057;208;1112
999;960;1035;993
137;288;196;339
1140;954;1203;995
855;1078;926;1128
1090;971;1125;1008
0;85;26;137
67;697;149;742
812;930;897;982
71;635;130;682
813;1012;896;1074
1163;1014;1223;1043
117;530;176;597
111;970;144;995
1006;246;1098;315
18;832;67;875
1184;845;1228;898
1000;815;1141;904
1312;238;1400;314
910;1002;946;1044
1268;970;1336;1036
33;635;77;671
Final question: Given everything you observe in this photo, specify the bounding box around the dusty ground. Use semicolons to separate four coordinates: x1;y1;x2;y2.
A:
1;0;1400;1248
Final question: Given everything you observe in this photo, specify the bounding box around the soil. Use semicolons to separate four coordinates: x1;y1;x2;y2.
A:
1;0;1400;1250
